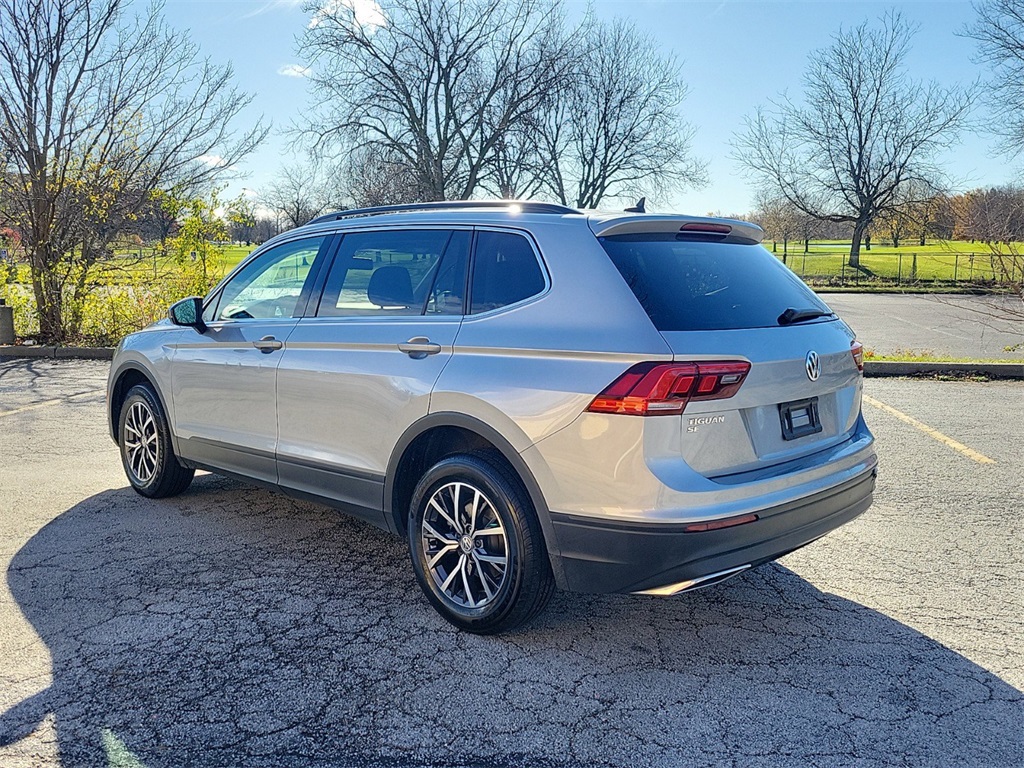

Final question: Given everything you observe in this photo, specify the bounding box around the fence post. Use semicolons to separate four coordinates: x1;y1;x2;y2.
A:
802;253;807;275
953;254;958;285
841;257;846;282
969;254;974;282
897;254;902;285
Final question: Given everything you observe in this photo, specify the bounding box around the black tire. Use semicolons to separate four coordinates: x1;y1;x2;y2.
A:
118;383;194;498
408;453;554;634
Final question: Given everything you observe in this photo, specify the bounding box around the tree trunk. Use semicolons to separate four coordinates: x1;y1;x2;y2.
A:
864;234;871;251
850;220;868;268
804;238;809;253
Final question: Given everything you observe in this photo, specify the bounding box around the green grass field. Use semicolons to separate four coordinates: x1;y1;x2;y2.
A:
768;241;1016;283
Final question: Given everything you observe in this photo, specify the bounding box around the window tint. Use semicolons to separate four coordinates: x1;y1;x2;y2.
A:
212;237;325;321
599;234;832;331
317;230;459;317
470;231;545;314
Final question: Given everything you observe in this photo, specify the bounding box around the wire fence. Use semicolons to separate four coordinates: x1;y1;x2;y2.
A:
774;249;1021;288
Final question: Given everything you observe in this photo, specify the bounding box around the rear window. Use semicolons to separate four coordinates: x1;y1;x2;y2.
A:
599;234;832;331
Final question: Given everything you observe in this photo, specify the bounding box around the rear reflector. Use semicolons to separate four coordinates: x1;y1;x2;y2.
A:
587;361;751;416
683;513;759;533
851;340;864;372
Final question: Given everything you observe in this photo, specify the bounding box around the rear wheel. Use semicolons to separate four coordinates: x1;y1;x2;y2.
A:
118;384;194;498
408;453;554;634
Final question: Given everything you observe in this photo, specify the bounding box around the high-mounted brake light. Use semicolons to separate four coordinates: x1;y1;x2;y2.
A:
850;340;864;372
679;222;732;235
587;361;751;416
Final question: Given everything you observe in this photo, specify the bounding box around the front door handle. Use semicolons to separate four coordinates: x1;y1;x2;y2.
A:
253;335;284;353
398;336;442;359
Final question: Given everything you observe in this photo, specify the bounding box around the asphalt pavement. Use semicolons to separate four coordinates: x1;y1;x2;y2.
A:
822;293;1024;359
0;360;1022;767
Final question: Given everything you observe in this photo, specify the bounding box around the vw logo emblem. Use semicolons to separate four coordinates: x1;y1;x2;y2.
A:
805;350;821;382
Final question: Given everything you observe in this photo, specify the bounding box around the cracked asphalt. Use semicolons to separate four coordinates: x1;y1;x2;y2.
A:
0;359;1022;767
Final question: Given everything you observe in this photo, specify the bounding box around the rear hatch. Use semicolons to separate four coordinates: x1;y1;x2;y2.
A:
596;225;863;479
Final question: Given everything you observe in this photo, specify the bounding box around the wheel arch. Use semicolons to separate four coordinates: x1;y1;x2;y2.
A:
385;412;567;588
108;362;173;448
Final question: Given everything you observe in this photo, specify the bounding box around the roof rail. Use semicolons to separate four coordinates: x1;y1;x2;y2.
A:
306;200;579;225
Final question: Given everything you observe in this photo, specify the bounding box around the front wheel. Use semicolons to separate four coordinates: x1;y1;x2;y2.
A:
118;384;194;498
408;453;554;634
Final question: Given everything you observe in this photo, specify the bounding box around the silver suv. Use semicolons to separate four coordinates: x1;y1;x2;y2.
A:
107;201;877;633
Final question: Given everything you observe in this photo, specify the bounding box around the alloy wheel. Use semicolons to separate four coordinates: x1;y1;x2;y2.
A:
123;400;160;485
420;481;509;609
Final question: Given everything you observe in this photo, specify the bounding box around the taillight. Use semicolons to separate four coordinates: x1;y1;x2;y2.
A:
587;361;751;416
850;340;864;372
679;222;731;235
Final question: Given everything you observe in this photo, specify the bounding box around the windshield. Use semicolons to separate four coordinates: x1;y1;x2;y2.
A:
599;234;833;331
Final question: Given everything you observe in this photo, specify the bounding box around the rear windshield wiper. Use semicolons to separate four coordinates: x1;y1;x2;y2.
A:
777;307;833;325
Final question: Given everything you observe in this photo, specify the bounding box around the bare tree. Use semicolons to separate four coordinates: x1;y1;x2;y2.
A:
528;17;706;208
298;0;571;201
966;0;1024;155
0;0;266;342
261;162;340;230
734;12;973;268
344;146;425;207
752;192;801;258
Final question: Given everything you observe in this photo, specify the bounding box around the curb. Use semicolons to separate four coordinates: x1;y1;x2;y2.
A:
864;361;1024;379
0;346;114;360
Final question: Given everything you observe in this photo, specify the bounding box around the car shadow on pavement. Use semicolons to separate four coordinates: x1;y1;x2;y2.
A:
3;476;1022;767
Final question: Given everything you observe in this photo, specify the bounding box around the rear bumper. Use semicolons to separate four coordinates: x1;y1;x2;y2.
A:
549;467;876;594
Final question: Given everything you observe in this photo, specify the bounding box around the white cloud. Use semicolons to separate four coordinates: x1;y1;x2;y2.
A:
197;154;227;168
309;0;385;31
278;64;311;78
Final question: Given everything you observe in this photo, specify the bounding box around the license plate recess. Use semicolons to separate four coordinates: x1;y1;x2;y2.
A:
779;397;822;441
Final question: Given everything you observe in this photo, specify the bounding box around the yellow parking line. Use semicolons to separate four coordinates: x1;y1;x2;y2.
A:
0;389;105;418
862;394;996;465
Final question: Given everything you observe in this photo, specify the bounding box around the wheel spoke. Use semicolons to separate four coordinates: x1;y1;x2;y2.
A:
471;553;494;601
429;496;462;535
427;542;457;569
422;521;454;544
475;551;507;565
461;562;476;608
468;488;481;534
440;555;465;593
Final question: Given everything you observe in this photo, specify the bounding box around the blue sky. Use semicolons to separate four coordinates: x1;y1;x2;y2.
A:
165;0;1012;214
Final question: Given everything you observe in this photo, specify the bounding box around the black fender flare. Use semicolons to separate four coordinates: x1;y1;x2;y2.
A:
384;411;568;588
108;361;176;452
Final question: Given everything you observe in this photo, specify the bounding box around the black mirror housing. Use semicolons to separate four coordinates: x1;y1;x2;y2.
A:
168;297;207;332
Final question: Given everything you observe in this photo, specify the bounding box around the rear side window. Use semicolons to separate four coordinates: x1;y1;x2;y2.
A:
317;229;465;317
599;234;831;331
470;231;546;314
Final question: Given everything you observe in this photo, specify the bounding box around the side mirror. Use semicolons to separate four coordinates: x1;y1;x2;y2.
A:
168;297;207;333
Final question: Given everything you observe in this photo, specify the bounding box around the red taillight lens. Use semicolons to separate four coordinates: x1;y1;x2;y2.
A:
850;340;864;372
587;361;751;416
679;222;732;235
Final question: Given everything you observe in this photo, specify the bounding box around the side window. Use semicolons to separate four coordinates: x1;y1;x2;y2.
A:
425;230;470;315
317;229;463;317
211;237;325;322
470;231;545;315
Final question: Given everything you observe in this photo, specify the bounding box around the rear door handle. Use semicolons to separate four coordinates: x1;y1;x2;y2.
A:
398;336;442;359
253;335;284;353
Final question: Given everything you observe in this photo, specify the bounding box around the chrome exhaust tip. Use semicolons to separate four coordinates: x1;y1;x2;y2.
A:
633;564;751;596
